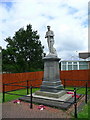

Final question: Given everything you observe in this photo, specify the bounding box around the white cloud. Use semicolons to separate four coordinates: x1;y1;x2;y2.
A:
0;0;89;59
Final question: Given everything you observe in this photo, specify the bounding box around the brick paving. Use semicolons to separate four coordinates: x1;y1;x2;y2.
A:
2;96;88;119
2;101;72;119
2;95;88;119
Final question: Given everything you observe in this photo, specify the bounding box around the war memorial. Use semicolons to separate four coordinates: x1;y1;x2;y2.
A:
20;26;73;109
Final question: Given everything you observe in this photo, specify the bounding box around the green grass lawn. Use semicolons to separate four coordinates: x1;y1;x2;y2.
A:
65;87;90;95
0;93;2;103
2;86;90;103
71;101;89;119
2;88;40;102
77;100;90;118
65;87;90;119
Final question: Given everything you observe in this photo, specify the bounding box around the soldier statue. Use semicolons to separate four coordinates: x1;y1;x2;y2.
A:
45;26;57;55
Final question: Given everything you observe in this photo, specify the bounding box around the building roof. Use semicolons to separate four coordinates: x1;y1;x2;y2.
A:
61;56;90;62
79;52;90;59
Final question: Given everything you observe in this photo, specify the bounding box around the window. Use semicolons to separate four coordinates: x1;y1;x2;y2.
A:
68;62;72;65
62;65;66;70
73;62;77;64
73;65;78;70
79;61;88;65
62;61;66;65
79;65;88;70
68;65;72;70
79;61;88;70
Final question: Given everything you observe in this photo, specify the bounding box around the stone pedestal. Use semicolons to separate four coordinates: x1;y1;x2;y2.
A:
40;55;63;93
19;54;73;109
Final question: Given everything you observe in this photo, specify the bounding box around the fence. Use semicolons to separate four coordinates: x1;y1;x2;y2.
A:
2;80;90;118
60;69;90;87
1;71;43;92
1;69;90;92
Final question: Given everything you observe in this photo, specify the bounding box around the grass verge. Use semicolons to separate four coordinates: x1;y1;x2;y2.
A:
77;100;90;118
2;87;90;102
65;87;90;95
2;88;40;102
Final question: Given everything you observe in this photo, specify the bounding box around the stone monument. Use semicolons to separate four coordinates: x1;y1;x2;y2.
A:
40;26;63;93
19;26;73;109
35;26;65;97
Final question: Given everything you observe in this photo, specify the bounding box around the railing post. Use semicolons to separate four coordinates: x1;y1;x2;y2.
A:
74;88;77;118
30;86;33;109
3;83;5;102
64;79;65;89
85;82;87;104
27;80;29;95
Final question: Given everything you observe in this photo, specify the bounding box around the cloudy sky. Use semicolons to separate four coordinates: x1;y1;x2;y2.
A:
0;0;89;59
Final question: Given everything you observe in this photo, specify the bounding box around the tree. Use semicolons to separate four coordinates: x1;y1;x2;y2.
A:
2;24;45;73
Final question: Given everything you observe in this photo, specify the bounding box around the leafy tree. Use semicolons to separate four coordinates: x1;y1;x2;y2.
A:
2;24;45;73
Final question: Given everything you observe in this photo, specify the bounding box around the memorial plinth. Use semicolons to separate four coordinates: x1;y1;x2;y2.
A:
35;54;64;97
33;54;73;109
40;55;63;93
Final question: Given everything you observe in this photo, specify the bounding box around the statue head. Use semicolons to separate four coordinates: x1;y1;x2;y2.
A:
47;25;50;31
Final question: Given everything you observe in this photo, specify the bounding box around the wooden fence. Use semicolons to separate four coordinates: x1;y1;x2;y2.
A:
1;69;90;92
60;69;90;87
1;71;43;92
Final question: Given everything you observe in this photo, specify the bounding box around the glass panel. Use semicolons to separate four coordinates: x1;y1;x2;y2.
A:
73;65;78;70
79;65;88;70
62;61;66;65
83;62;88;65
62;65;66;70
79;61;88;65
73;62;77;64
68;62;72;65
68;65;72;70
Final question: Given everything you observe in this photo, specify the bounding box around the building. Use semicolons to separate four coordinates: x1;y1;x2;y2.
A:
79;52;90;69
61;55;89;71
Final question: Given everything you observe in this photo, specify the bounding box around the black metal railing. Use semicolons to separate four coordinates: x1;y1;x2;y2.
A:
2;79;42;102
2;79;90;118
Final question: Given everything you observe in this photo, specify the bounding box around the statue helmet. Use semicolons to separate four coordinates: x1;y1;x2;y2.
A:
47;25;50;28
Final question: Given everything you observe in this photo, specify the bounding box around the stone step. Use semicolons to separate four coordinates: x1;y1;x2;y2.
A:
58;94;72;101
35;90;66;98
33;92;72;102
